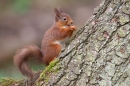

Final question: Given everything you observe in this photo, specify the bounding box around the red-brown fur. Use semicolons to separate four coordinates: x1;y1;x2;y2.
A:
14;8;76;79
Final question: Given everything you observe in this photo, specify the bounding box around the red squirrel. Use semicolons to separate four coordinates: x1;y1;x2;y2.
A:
14;8;76;79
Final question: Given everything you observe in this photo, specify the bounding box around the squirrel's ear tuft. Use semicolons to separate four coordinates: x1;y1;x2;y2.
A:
54;8;60;14
54;8;61;22
59;8;63;13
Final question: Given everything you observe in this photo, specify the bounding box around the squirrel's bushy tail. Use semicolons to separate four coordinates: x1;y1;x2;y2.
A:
14;45;43;79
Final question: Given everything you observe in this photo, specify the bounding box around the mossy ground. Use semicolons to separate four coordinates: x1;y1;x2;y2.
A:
35;59;60;85
0;77;18;86
0;59;60;86
40;59;59;80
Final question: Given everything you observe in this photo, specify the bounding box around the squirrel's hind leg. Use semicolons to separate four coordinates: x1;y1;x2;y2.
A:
43;44;61;65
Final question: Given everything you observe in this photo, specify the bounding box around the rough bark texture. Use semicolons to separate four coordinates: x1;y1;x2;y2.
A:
38;0;130;86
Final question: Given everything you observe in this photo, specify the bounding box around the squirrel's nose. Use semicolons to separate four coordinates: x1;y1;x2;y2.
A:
67;21;73;26
69;21;73;25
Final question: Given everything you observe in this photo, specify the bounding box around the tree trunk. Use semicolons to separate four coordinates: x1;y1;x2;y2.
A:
37;0;130;86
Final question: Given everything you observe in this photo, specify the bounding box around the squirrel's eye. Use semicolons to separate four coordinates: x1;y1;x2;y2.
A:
62;17;67;21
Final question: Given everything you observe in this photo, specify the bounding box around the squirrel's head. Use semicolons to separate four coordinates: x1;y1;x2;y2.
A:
54;8;73;26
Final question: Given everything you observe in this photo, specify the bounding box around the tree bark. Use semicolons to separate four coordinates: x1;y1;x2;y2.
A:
37;0;130;86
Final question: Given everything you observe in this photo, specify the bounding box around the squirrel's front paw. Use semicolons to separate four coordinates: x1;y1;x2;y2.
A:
70;25;76;30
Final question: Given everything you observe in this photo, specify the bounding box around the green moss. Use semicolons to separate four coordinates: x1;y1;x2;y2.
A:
39;59;60;81
0;78;17;86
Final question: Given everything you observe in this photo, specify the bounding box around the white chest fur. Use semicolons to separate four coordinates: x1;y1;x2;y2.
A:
53;25;71;48
62;26;68;28
53;36;70;48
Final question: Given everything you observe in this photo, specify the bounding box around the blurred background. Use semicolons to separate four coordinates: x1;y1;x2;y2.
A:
0;0;102;79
